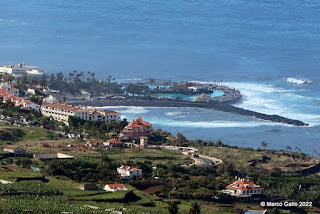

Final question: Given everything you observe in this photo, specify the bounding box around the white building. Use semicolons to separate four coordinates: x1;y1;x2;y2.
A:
0;64;46;77
21;100;40;111
0;83;19;96
0;88;39;111
40;103;121;123
41;103;89;122
103;183;127;192
42;95;58;104
117;165;142;180
224;178;263;201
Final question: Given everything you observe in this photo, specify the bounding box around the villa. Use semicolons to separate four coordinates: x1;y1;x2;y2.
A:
117;165;142;180
121;116;152;141
103;183;127;192
224;178;263;201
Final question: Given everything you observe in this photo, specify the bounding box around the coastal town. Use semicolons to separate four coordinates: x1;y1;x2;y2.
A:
0;64;319;214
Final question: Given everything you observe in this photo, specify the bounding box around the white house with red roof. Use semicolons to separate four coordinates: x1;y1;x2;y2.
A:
90;109;121;123
104;138;125;148
0;83;19;96
86;140;106;149
117;165;142;180
103;183;127;192
224;178;263;201
0;88;39;111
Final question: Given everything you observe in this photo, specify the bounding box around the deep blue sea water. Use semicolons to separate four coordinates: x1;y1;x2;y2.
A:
1;0;320;153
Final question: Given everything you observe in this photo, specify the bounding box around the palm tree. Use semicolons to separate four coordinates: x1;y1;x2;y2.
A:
189;202;201;214
168;201;179;214
286;145;292;151
295;147;302;152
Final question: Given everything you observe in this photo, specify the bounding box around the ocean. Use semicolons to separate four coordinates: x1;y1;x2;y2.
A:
1;0;319;153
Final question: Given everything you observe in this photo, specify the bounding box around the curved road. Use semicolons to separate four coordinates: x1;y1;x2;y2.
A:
161;146;223;167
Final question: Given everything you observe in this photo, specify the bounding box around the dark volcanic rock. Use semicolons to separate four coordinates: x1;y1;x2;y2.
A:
69;98;308;127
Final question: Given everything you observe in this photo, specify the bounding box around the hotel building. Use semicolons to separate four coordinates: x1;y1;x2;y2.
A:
40;103;120;123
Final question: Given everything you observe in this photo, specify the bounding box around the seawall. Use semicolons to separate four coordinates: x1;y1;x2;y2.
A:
69;98;308;127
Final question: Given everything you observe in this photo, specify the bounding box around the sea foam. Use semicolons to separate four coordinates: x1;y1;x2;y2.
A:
287;77;312;85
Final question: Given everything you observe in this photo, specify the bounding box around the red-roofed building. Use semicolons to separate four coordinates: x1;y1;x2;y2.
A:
86;140;105;149
105;138;125;148
0;83;19;96
121;116;152;141
40;103;120;123
0;87;39;111
3;145;27;155
224;178;263;201
103;183;127;192
89;109;120;122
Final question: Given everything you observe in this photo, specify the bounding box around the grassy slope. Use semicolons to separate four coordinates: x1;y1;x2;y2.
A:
199;146;319;172
102;148;193;166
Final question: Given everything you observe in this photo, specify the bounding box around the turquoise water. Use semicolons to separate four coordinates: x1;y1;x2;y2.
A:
147;85;172;89
155;90;224;101
1;0;320;152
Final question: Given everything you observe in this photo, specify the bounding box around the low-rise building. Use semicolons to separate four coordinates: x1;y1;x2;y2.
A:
103;183;127;192
0;83;19;96
117;165;142;180
140;136;148;148
121;116;152;141
78;183;101;190
0;88;39;111
0;64;46;77
224;178;263;201
40;103;120;123
104;138;126;148
86;140;105;149
3;145;27;155
33;153;74;160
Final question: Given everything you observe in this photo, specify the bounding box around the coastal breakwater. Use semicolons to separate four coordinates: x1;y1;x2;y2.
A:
70;98;308;127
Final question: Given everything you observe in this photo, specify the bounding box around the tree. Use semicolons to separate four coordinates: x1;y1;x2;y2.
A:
215;139;223;147
286;145;292;151
189;202;201;214
176;133;187;147
168;201;179;214
2;73;15;82
261;141;268;150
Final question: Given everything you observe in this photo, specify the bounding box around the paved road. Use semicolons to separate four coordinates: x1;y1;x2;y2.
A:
161;146;223;167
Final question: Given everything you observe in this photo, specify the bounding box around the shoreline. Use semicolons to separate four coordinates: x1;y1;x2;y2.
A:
69;98;308;127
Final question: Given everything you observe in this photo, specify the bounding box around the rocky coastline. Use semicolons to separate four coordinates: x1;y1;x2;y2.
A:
69;98;308;127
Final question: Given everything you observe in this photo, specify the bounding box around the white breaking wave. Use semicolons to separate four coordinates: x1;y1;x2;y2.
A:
98;106;149;114
116;107;149;114
165;111;187;116
152;120;284;128
224;81;320;126
287;77;312;85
